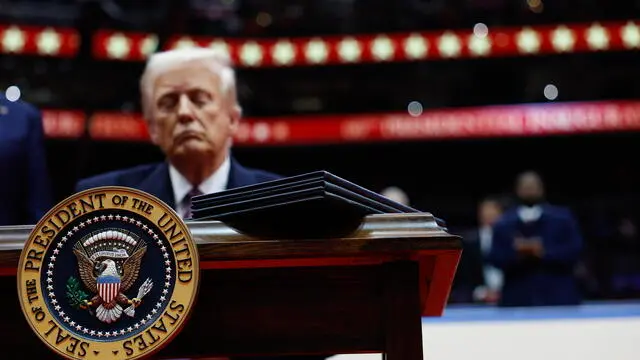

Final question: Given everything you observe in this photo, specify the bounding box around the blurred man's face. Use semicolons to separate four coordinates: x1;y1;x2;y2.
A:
479;200;502;226
148;62;240;161
381;187;409;206
516;173;544;204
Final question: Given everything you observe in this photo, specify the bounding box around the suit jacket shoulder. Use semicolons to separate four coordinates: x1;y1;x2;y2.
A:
74;158;282;210
542;204;575;219
0;97;52;225
75;163;166;191
0;97;42;141
75;162;175;207
495;204;576;230
227;160;282;188
0;95;41;117
494;208;519;228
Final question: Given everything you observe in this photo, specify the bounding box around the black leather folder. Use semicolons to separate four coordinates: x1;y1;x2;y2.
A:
192;180;406;217
191;170;421;213
189;171;445;239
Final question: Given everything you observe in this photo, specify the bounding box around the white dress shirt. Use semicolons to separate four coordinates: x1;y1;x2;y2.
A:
168;157;231;218
517;205;542;223
478;225;504;292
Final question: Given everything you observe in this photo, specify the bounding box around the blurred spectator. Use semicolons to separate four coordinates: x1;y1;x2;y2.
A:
487;171;584;307
380;186;410;206
451;195;506;304
609;216;640;298
0;94;53;225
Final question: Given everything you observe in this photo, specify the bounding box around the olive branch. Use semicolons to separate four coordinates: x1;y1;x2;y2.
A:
66;277;88;310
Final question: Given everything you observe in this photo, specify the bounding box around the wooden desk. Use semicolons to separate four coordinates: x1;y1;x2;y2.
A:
0;213;461;359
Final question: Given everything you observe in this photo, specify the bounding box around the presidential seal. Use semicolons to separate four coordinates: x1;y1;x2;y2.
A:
17;187;200;360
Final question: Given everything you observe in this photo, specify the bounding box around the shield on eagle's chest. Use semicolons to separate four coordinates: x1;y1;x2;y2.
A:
97;275;121;303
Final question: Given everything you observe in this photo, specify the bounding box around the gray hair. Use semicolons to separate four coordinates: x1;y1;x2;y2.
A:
139;47;238;120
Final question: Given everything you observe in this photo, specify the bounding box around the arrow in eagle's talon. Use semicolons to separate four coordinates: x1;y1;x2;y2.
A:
124;278;154;317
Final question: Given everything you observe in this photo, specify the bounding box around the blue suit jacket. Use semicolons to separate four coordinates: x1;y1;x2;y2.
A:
74;158;282;209
74;159;331;360
0;96;53;225
487;204;583;307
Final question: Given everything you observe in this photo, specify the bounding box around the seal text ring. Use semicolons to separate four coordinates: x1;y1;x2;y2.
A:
17;186;200;360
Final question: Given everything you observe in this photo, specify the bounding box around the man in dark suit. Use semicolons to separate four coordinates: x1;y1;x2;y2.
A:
74;48;328;360
75;156;279;216
75;48;281;216
451;196;506;304
0;95;53;225
487;171;583;307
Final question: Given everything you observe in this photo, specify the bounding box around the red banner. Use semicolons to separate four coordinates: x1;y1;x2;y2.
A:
238;101;640;145
89;112;151;141
0;25;79;57
41;100;640;145
92;20;640;65
2;20;639;64
41;110;85;138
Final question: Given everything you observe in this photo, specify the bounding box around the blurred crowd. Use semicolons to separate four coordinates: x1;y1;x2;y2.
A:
386;171;640;307
383;169;640;308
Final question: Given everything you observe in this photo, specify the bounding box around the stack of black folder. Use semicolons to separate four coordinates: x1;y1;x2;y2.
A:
190;171;444;239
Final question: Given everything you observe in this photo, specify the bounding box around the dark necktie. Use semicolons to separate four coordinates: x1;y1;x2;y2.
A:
182;188;202;219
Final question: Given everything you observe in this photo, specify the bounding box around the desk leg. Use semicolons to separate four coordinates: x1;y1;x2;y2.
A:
383;261;424;360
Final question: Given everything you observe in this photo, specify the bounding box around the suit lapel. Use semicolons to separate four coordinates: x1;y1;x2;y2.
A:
133;158;255;208
226;157;257;190
137;162;176;210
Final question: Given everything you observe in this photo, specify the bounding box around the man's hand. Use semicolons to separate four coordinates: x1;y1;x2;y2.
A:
528;239;544;257
514;237;544;258
484;289;501;304
473;286;501;304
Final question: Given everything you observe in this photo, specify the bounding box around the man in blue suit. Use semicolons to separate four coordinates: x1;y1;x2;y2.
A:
0;95;53;225
75;48;281;217
487;171;583;307
75;47;329;360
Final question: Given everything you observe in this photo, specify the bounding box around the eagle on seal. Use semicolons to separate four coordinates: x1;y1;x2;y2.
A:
73;246;146;324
